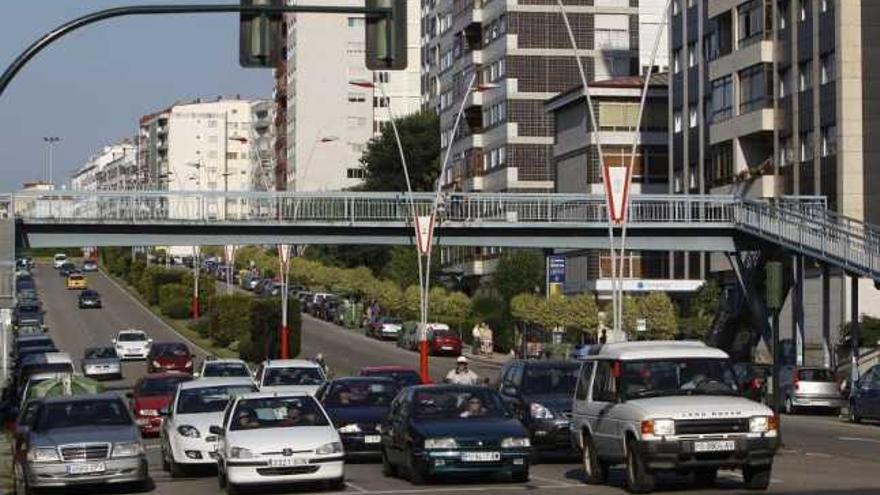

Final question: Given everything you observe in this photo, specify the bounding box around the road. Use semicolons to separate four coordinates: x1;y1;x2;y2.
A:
23;262;880;495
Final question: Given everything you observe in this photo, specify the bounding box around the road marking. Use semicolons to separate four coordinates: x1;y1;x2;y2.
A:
837;436;880;444
346;481;369;492
804;452;833;458
344;485;583;495
719;471;783;484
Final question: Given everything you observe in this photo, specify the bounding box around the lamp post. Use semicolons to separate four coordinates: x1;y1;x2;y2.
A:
278;244;292;358
224;244;237;295
43;136;61;185
192;245;201;319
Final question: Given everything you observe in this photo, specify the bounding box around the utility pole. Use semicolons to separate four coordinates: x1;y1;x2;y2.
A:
43;136;61;185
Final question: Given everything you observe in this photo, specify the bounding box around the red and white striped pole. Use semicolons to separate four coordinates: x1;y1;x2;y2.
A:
278;244;292;359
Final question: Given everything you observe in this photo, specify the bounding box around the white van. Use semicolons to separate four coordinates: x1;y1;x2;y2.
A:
53;253;68;268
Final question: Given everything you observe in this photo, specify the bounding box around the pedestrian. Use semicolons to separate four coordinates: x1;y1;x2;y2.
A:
481;323;493;356
445;356;480;385
471;323;482;356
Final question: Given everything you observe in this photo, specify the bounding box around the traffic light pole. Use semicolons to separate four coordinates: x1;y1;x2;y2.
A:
0;3;393;100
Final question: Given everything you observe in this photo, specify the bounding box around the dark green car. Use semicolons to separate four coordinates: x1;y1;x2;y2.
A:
380;385;531;484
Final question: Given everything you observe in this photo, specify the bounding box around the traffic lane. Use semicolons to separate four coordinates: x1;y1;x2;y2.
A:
779;413;880;462
300;314;500;383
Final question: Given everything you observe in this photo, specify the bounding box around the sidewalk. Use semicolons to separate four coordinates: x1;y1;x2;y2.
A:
462;348;511;367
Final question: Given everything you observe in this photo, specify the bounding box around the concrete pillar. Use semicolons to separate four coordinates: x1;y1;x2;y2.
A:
822;264;832;368
851;275;860;384
792;255;805;366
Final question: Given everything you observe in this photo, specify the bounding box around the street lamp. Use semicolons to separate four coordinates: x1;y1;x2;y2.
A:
43;136;61;185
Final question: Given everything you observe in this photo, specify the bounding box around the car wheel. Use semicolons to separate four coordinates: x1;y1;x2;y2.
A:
849;402;862;423
693;467;718;486
624;438;655;494
511;467;529;483
161;443;170;471
407;449;426;485
325;477;346;491
226;481;241;495
217;463;227;489
381;448;397;477
169;455;184;478
743;464;772;490
581;431;607;485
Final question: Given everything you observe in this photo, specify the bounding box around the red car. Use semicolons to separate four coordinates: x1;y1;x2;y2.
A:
428;325;462;356
129;372;192;436
147;341;194;374
359;366;432;386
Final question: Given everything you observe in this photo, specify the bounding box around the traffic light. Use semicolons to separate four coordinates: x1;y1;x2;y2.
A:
365;0;407;70
240;0;284;68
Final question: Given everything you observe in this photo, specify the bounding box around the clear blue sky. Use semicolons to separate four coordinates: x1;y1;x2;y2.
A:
0;1;271;191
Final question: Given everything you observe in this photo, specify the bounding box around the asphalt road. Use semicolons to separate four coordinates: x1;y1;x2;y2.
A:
24;262;880;495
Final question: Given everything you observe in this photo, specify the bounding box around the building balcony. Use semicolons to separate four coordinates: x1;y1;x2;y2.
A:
709;39;774;81
710;107;775;145
707;0;745;19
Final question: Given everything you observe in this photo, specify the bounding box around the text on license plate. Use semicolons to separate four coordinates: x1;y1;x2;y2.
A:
269;458;308;467
462;451;501;462
694;440;735;452
67;462;106;475
364;435;381;444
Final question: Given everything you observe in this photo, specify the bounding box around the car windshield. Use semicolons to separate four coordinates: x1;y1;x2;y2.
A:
522;364;580;395
230;396;329;430
118;332;147;342
154;343;189;357
380;318;401;325
82;291;99;298
263;367;324;386
203;362;250;377
22;362;73;377
18;338;52;349
137;376;190;396
85;347;116;359
412;388;509;420
621;358;739;400
323;380;398;407
430;328;454;338
365;370;421;387
69;275;83;281
17;305;40;313
798;369;835;382
34;398;131;431
177;385;256;414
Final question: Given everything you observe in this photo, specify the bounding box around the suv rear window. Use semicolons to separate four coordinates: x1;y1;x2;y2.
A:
798;369;835;382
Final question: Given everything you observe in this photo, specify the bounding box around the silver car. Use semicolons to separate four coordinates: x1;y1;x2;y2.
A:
82;346;123;380
782;366;844;414
13;393;148;493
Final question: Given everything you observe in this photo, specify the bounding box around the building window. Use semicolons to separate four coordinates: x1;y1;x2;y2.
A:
673;111;682;133
673;49;682;73
673;0;680;16
821;0;832;13
778;0;788;30
346;167;366;179
710;75;734;122
688;42;697;67
821;125;837;157
226;152;238;160
348;93;366;103
799;0;808;21
779;136;793;165
347;17;364;28
738;0;769;47
779;67;791;98
705;12;733;61
739;63;773;114
373;96;390;108
689;108;698;128
821;53;835;85
800;131;814;161
600;101;640;131
798;61;812;91
208;150;218;159
595;28;630;50
207;120;218;128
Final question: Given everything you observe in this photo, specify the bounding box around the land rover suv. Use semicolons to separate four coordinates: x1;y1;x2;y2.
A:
570;341;778;493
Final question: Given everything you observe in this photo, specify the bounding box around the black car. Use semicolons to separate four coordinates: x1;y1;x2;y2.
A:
849;364;880;423
380;385;531;484
58;262;77;277
13;301;44;328
497;360;580;455
317;377;399;458
78;289;102;309
15;274;35;292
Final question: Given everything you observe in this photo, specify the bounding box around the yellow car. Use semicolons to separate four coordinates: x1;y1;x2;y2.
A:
66;273;87;290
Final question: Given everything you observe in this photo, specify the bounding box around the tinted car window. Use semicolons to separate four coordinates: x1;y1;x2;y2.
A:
203;362;251;377
34;399;131;430
85;347;117;359
177;385;257;414
412;388;509;420
118;332;147;342
798;369;835;382
137;376;190;396
522;364;580;395
620;358;738;400
230;396;329;430
323;380;397;407
263;367;324;386
154;343;189;357
363;370;420;387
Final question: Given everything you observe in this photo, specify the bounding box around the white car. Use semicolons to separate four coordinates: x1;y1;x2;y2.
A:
159;377;257;476
212;392;345;493
256;359;326;395
113;329;153;360
197;358;253;379
52;253;68;268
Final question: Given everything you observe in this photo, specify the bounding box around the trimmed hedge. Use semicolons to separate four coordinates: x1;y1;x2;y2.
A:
159;283;191;319
209;294;252;348
239;297;302;362
139;266;186;306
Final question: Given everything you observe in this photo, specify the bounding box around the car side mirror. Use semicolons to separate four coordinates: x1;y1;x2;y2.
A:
502;386;518;397
159;406;170;417
125;391;133;399
209;425;224;436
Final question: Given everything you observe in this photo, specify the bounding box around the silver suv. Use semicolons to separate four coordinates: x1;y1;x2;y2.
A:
570;341;778;493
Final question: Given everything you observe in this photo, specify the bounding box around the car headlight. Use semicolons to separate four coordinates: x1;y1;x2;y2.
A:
177;425;200;438
750;415;777;433
138;409;159;417
230;446;255;459
338;423;362;434
112;442;144;458
28;447;60;463
316;442;343;455
424;438;458;449
501;437;531;448
530;402;554;420
152;360;161;368
185;360;193;368
641;418;675;436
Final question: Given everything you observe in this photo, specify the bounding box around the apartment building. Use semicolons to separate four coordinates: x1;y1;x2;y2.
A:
71;141;138;191
670;0;880;361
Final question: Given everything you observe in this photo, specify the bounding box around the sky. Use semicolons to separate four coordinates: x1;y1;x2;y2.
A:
0;1;272;191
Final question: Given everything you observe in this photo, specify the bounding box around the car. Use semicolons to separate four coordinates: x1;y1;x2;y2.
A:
77;289;102;308
197;358;253;379
17;287;39;302
81;346;122;380
14;322;45;336
848;364;880;423
498;360;580;455
113;329;152;360
732;362;771;404
369;317;403;340
15;273;36;292
256;359;327;395
13;301;44;328
148;342;194;374
82;259;98;272
58;262;77;277
380;384;531;484
781;366;844;414
570;341;779;493
66;272;87;290
428;324;462;356
359;366;427;387
159;377;258;476
13;393;148;493
52;253;68;268
212;391;345;493
129;372;194;437
316;377;400;458
12;334;55;360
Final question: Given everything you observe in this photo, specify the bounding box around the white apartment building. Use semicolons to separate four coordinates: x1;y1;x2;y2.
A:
284;0;422;191
71;141;137;191
638;0;669;74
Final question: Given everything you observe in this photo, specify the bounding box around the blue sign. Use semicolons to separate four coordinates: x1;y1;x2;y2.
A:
548;255;566;283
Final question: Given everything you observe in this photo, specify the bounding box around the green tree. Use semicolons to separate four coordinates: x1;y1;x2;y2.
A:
639;292;678;340
679;279;721;340
510;293;544;326
383;246;440;289
360;111;441;192
493;250;544;302
402;285;421;320
566;293;600;337
621;295;641;335
440;291;472;334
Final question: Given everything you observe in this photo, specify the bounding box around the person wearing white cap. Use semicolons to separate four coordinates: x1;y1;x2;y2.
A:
445;356;480;385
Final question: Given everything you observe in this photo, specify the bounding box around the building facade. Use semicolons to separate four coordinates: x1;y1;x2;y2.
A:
71;141;138;191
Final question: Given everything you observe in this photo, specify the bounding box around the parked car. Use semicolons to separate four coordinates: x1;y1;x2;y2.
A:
369;317;403;340
81;259;98;272
52;253;68;268
316;377;399;458
129;372;193;437
428;324;462;356
380;385;531;484
212;392;345;492
12;393;148;493
12;334;55;361
849;364;880;423
197;358;253;379
398;322;454;352
359;366;426;387
256;359;327;395
14;322;45;336
15;353;75;400
113;329;152;360
15;273;36;292
81;346;122;380
13;301;44;328
148;342;194;374
498;360;580;455
159;377;257;477
77;289;102;308
570;341;778;492
781;366;844;414
66;272;87;290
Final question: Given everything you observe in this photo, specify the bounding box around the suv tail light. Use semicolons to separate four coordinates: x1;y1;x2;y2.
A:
793;369;800;392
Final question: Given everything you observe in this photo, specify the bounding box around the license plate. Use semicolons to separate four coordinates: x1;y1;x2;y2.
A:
442;346;453;350
269;457;308;467
364;435;381;444
694;440;735;452
462;451;501;462
67;462;106;475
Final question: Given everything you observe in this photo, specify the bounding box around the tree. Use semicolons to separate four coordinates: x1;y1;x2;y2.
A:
440;291;472;334
493;250;544;302
621;295;641;336
383;246;440;289
402;285;421;320
679;279;721;340
639;292;678;340
566;293;600;336
510;293;544;326
360;111;441;192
